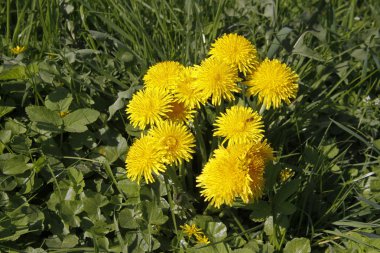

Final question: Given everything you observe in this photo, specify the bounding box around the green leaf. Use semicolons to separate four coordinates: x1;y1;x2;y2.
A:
45;87;73;112
267;27;292;58
0;154;30;175
249;200;271;221
82;190;108;215
275;201;297;215
273;178;301;204
0;130;12;154
108;86;141;120
283;238;311;253
5;118;27;135
67;167;85;193
63;108;100;133
0;106;16;118
10;135;32;154
141;200;168;225
119;208;140;229
25;106;63;132
322;144;340;158
45;235;78;248
0;63;38;80
206;222;227;242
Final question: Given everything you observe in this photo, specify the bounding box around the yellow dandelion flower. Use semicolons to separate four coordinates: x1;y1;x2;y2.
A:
196;141;273;208
59;111;69;118
172;67;208;109
143;61;184;90
245;59;299;109
209;33;259;75
214;105;264;145
195;234;210;245
180;224;203;238
126;88;173;129
165;100;195;123
125;135;167;184
148;120;195;166
280;168;295;183
10;45;26;54
194;57;240;106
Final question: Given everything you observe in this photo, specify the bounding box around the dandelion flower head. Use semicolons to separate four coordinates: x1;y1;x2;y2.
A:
180;224;203;238
172;67;208;109
197;141;273;208
165;99;195;123
195;234;210;245
143;61;184;90
148;120;195;166
10;45;26;54
194;57;240;106
214;105;264;145
280;168;295;183
126;135;167;184
246;59;299;109
209;33;259;76
126;88;173;129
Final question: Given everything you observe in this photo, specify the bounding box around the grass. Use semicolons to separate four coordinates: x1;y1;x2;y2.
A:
0;0;379;252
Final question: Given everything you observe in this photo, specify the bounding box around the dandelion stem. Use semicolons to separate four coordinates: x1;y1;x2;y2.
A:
164;176;178;235
259;104;266;115
228;208;250;241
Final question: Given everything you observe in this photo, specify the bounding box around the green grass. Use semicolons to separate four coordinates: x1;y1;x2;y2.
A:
0;0;379;252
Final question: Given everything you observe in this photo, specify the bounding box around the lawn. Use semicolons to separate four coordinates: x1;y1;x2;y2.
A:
0;0;379;252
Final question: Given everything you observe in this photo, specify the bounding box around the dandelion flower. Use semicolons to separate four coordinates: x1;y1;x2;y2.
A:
126;88;173;129
196;140;273;208
214;105;264;145
180;224;203;238
280;168;295;183
209;33;258;75
195;234;210;245
10;45;26;54
126;135;167;184
165;100;195;123
246;59;299;109
172;67;208;109
194;57;240;106
143;61;184;90
148;121;195;166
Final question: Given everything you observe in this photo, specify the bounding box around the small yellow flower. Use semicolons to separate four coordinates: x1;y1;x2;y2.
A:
126;88;173;129
148;120;195;166
125;135;167;184
245;59;299;109
280;168;295;183
10;45;26;54
180;224;203;238
214;105;264;145
195;233;210;245
59;111;69;118
209;33;259;75
143;61;184;90
194;57;240;106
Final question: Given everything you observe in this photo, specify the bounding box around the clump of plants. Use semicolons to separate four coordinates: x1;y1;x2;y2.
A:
125;33;299;249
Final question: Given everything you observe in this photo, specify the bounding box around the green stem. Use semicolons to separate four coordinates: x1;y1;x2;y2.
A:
6;0;10;43
46;161;62;200
229;208;250;241
164;176;178;235
103;161;128;201
259;103;266;115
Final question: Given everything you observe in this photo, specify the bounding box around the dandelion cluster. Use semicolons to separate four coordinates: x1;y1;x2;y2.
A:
125;33;299;208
